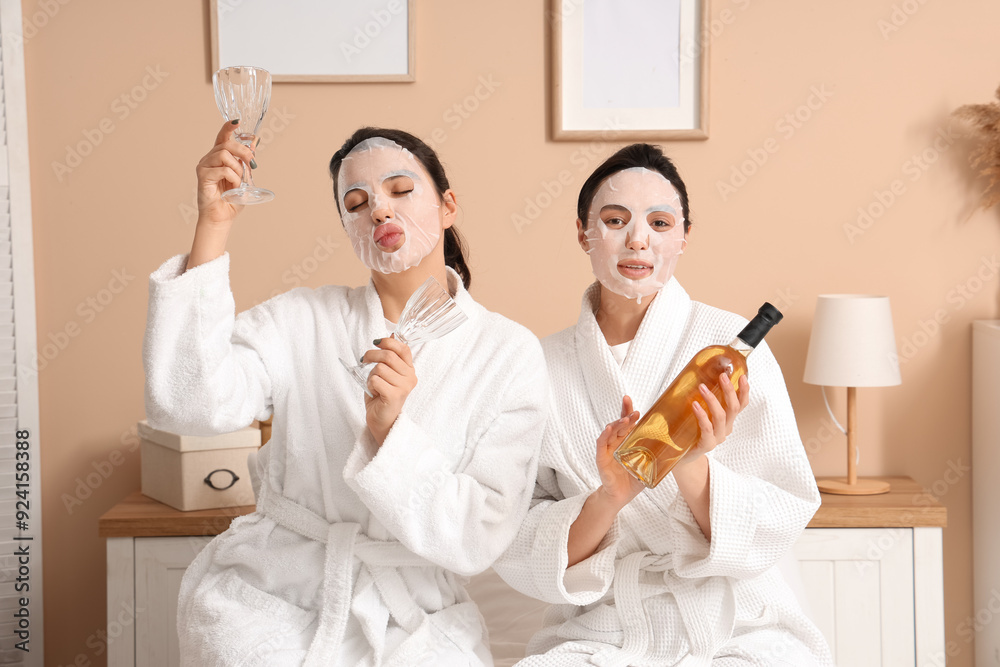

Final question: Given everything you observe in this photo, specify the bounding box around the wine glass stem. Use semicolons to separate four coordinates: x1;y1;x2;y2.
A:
237;136;255;190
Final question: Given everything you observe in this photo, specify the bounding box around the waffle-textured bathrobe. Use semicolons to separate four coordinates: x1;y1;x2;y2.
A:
143;252;548;666
493;279;834;666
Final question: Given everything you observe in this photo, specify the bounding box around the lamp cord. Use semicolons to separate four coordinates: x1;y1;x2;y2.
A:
820;386;859;465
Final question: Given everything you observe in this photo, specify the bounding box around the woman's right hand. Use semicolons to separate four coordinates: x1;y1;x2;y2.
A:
595;395;645;510
195;120;258;228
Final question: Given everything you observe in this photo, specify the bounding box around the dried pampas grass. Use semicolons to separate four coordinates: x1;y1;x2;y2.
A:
954;84;1000;210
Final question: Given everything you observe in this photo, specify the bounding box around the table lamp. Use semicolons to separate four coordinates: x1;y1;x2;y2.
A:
803;295;901;495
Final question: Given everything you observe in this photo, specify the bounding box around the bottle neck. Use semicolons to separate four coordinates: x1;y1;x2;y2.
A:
729;336;755;358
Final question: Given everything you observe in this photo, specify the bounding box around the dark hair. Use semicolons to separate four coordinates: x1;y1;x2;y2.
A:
329;127;472;289
576;143;692;233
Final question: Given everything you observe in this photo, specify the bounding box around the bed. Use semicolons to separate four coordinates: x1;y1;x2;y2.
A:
465;550;813;666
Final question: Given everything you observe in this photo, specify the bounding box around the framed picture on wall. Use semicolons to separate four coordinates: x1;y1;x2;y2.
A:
550;0;709;140
210;0;415;82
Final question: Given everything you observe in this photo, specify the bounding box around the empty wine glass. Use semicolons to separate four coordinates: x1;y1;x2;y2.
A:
340;275;468;397
212;65;274;204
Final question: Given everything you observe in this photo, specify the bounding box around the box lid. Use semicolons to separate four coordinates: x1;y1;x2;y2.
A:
137;419;261;453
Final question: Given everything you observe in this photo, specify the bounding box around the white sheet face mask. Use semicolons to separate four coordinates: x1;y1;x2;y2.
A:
583;167;687;304
337;137;443;274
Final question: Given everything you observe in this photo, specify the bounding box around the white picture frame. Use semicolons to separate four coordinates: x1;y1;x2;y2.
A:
551;0;710;140
210;0;415;83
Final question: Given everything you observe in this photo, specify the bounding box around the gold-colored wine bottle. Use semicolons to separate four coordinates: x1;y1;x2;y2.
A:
613;303;783;488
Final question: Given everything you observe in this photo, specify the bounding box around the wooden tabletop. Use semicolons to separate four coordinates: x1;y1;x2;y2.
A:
811;476;947;528
99;476;946;537
98;491;255;537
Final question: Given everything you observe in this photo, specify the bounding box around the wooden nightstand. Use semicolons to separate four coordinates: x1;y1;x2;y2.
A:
802;476;947;666
100;476;946;667
99;494;255;667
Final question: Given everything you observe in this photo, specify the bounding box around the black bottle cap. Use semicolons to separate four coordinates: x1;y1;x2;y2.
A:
737;302;783;348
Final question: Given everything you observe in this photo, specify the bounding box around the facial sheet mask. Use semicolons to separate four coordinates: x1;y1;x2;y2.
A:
584;167;687;304
337;137;442;274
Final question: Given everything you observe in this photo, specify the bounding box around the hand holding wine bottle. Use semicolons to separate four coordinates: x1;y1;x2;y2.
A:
596;395;645;510
614;303;782;488
598;374;749;506
672;371;750;470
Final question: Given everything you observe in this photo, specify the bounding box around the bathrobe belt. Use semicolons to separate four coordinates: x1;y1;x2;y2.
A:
258;483;437;666
592;551;737;667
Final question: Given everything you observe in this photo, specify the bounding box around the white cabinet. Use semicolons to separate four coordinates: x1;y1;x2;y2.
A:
106;536;212;667
106;525;944;666
973;320;1000;667
794;527;945;666
134;537;211;666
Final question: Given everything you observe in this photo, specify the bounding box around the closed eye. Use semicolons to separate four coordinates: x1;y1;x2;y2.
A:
383;175;415;198
344;189;368;213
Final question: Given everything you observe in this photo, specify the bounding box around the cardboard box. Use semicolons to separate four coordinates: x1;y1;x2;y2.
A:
138;419;260;511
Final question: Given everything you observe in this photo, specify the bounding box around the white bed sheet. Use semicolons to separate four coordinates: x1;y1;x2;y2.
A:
465;568;549;667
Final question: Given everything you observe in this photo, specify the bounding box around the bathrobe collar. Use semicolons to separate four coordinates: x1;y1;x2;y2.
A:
575;276;693;427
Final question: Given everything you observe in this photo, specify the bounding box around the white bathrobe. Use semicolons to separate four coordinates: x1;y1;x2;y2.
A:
492;279;834;667
142;252;548;666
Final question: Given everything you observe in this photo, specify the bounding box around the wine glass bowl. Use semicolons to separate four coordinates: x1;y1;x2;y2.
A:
340;276;468;397
212;66;275;204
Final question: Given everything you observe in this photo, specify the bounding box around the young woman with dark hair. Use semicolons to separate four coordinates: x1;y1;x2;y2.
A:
143;121;547;665
494;143;833;666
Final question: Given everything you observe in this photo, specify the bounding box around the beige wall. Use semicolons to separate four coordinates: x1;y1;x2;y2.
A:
26;0;1000;664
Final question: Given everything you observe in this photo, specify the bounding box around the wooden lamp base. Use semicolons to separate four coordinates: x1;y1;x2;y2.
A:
817;477;891;496
818;387;892;496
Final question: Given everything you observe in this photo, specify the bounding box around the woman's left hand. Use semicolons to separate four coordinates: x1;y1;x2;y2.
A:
675;373;750;468
362;336;417;445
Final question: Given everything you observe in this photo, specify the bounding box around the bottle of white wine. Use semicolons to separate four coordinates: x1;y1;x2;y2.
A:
613;303;783;488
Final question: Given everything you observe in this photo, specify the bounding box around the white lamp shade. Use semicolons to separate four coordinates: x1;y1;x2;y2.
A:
803;294;902;387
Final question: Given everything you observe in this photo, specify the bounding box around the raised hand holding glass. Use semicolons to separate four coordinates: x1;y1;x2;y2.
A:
212;66;275;204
